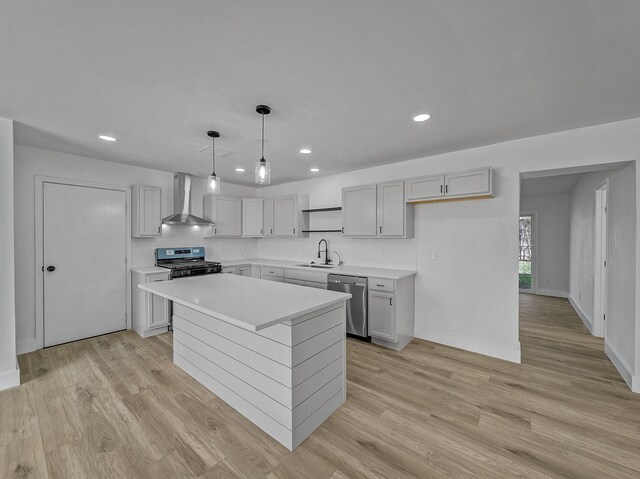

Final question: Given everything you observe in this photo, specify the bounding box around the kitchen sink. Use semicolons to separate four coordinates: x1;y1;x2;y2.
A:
295;263;334;269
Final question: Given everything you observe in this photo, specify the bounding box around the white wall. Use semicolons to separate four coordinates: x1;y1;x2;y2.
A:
569;170;616;327
520;193;571;297
13;145;258;353
605;164;637;388
0;118;19;390
257;117;640;365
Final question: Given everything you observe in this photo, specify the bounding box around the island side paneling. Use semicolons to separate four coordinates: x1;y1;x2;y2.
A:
171;301;347;450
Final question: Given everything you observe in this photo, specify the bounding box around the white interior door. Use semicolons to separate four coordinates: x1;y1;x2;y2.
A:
43;182;127;347
594;183;608;338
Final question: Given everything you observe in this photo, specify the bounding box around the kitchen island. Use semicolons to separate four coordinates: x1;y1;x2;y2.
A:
139;273;351;450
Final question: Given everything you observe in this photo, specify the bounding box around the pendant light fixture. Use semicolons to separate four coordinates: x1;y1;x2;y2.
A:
255;105;271;185
206;130;221;194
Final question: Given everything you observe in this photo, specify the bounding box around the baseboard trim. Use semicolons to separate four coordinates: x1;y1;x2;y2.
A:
605;343;639;393
568;296;592;333
17;338;38;355
414;327;521;363
0;367;20;391
536;289;568;298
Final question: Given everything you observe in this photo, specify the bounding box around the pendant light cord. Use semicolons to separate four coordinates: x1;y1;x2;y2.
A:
261;112;265;160
212;136;216;175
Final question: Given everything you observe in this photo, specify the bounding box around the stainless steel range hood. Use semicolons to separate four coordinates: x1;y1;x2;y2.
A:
162;172;214;226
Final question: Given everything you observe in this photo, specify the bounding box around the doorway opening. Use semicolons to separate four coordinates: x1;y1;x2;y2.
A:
519;212;536;293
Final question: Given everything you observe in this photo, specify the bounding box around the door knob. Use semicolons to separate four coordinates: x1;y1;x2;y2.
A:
46;266;56;272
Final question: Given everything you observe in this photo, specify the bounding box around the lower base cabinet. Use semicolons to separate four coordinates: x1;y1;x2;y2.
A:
132;269;171;338
368;275;415;350
368;290;395;341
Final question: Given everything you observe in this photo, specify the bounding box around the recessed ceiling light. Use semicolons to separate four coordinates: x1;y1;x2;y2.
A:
98;135;118;142
413;113;431;122
300;148;312;154
235;167;246;173
310;168;320;173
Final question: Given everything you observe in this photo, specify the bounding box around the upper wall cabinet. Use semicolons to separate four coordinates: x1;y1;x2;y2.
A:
242;198;264;237
263;198;274;237
406;167;493;203
132;185;162;237
203;194;242;236
273;194;309;237
342;182;413;238
342;184;378;236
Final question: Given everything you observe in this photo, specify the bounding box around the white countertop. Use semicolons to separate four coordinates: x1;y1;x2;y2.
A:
221;258;416;280
139;273;351;332
131;266;169;275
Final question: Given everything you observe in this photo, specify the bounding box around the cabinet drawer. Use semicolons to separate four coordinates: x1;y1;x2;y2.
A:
223;266;238;274
261;266;284;279
369;277;395;292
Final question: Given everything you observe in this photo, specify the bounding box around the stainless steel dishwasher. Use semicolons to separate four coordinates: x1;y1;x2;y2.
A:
327;274;369;340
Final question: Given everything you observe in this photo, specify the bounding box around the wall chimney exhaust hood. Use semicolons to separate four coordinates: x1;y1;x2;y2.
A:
162;172;214;226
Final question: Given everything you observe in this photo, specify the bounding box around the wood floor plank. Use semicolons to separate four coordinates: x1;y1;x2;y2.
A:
2;293;640;478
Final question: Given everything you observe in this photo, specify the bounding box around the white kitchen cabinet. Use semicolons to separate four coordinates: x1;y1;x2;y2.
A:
342;183;412;238
405;175;444;202
342;184;378;236
222;266;238;274
238;265;251;277
263;198;274;237
273;194;309;237
132;269;171;338
203;194;242;236
445;168;492;198
368;275;415;350
250;266;261;278
131;185;162;237
242;198;264;237
378;181;413;238
369;291;395;341
406;167;493;203
261;266;285;282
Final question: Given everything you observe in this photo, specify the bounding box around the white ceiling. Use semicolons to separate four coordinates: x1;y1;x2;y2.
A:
2;1;640;186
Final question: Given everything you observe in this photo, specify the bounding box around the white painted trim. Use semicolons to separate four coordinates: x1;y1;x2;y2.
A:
17;338;38;355
568;296;592;333
34;175;132;351
536;289;568;298
414;327;521;363
0;367;20;391
604;343;639;393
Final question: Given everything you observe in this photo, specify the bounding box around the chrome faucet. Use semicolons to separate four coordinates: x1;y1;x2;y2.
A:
317;239;331;265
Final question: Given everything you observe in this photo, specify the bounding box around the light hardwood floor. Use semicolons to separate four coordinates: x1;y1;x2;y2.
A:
3;294;640;478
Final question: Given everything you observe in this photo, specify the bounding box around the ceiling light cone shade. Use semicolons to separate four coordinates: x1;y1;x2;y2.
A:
255;159;271;185
207;174;220;194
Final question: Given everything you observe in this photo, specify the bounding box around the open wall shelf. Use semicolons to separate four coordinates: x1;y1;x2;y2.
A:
301;207;342;213
302;229;342;233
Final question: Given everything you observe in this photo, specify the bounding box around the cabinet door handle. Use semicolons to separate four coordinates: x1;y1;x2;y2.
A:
390;297;393;306
342;227;344;233
379;226;382;234
157;226;161;233
445;185;449;194
214;228;217;234
376;284;384;287
261;228;263;235
293;228;296;234
440;185;443;194
270;228;273;234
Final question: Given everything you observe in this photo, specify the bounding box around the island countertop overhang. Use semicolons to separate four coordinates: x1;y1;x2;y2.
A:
138;273;352;332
